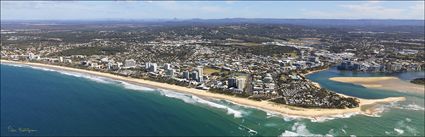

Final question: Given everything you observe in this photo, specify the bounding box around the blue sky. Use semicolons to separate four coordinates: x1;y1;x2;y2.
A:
1;1;424;20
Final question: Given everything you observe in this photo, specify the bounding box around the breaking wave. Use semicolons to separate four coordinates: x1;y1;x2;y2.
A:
310;112;361;123
381;102;425;112
394;128;404;135
158;89;245;118
327;125;351;136
280;122;333;137
385;128;405;135
57;71;117;84
5;63;116;84
2;63;25;68
263;110;305;122
5;63;248;118
120;81;155;91
311;101;423;123
238;124;258;135
399;104;425;111
5;63;158;90
385;117;419;136
27;66;56;72
265;111;280;119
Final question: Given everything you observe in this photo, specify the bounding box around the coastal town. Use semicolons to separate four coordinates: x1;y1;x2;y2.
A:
1;21;424;109
3;0;425;136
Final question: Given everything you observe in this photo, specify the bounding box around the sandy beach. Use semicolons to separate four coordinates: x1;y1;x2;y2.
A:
1;60;406;118
303;68;328;76
330;77;424;94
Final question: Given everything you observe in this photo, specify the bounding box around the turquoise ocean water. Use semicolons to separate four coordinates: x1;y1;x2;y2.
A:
1;64;424;136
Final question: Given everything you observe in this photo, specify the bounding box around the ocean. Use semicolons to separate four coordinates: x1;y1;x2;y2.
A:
1;64;424;136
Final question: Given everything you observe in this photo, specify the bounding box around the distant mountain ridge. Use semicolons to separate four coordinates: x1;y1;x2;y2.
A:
187;18;425;27
2;18;424;27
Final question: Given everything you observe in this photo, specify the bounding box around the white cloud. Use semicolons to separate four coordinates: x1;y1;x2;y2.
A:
1;1;423;20
366;1;381;4
340;2;404;18
406;1;425;19
225;1;236;4
199;6;227;13
152;1;227;14
302;1;424;19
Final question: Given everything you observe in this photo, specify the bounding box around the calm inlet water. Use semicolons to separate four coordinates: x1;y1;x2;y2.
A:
1;64;424;136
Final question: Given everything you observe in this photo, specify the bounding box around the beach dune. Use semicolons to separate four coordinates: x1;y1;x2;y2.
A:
1;60;406;119
330;77;424;94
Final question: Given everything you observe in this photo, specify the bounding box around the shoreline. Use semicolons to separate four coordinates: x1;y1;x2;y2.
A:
1;60;406;119
330;77;424;94
303;67;331;89
302;67;328;89
303;67;329;76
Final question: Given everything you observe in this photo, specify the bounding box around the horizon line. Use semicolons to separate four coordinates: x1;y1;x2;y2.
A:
2;18;425;22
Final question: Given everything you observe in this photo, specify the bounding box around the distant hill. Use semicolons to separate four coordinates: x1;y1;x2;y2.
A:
2;18;424;27
179;18;425;27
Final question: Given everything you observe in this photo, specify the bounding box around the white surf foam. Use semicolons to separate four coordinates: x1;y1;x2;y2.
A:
401;104;425;111
310;112;361;123
283;116;298;122
313;101;414;122
386;128;405;135
58;71;115;84
394;128;404;135
5;63;249;118
11;64;115;84
379;101;425;112
238;124;258;135
266;111;280;119
327;125;350;136
2;63;25;67
28;66;56;72
385;118;419;136
120;81;155;91
327;129;335;135
5;63;294;119
397;119;419;135
158;89;244;118
341;128;347;135
263;110;302;121
6;63;155;89
280;122;333;137
3;63;53;71
404;125;419;135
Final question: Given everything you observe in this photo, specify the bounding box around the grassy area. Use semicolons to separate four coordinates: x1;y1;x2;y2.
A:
287;52;298;58
203;67;221;75
227;42;262;47
237;42;262;47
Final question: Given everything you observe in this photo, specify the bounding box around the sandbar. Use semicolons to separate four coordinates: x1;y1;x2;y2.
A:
330;77;424;94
